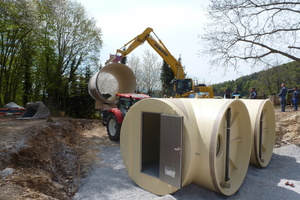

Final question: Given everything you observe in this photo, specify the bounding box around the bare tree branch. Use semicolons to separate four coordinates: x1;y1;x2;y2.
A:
201;0;300;70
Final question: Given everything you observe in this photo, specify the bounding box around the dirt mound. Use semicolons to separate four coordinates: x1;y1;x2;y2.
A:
275;109;300;147
0;117;114;200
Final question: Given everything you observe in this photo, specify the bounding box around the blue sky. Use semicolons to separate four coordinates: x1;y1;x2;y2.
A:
77;0;258;84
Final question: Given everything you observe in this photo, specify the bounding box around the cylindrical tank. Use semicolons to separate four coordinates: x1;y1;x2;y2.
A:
88;63;136;104
120;98;252;196
241;99;276;168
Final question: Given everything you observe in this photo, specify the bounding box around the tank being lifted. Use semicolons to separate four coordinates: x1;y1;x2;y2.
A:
120;98;252;196
88;62;149;141
88;63;136;104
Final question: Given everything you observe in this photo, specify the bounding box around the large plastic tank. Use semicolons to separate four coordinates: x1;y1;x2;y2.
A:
120;98;252;196
241;99;276;168
88;63;136;104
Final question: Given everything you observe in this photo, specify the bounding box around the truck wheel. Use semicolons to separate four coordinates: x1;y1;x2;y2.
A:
106;114;121;141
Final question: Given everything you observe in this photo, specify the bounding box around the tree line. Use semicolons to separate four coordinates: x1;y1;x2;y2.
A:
212;61;300;99
0;0;102;117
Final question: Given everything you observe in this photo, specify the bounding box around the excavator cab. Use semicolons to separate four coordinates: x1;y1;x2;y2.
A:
175;79;193;97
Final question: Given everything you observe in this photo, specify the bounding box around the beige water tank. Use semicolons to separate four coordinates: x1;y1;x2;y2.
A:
120;98;252;196
88;63;136;104
241;99;276;168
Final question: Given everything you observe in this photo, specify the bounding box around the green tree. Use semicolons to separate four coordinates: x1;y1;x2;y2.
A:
0;0;102;118
66;65;95;118
47;0;102;112
160;60;174;97
21;36;36;105
0;0;39;106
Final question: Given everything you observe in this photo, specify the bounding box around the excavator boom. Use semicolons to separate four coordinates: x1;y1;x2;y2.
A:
106;27;185;79
106;27;214;98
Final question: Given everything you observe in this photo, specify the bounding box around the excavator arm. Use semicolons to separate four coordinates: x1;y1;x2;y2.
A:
116;28;152;58
105;27;214;98
106;27;185;79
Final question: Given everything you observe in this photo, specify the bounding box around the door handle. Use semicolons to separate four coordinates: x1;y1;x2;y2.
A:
174;147;180;151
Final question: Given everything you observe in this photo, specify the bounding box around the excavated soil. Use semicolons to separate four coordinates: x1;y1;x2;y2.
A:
0;117;116;200
275;107;300;147
0;106;299;200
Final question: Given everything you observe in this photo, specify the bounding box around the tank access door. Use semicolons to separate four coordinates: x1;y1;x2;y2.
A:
159;114;183;189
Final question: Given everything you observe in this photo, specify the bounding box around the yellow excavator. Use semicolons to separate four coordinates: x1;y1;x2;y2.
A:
105;27;214;98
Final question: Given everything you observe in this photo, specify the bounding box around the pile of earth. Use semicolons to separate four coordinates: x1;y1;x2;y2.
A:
0;117;115;200
275;107;300;147
0;106;299;200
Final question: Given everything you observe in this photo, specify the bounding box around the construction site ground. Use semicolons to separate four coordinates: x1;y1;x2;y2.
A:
0;106;299;200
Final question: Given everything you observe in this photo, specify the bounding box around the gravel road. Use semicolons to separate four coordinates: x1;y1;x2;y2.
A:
73;144;300;200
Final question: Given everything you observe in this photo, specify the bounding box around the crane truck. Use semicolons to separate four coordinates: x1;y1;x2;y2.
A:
105;27;214;98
